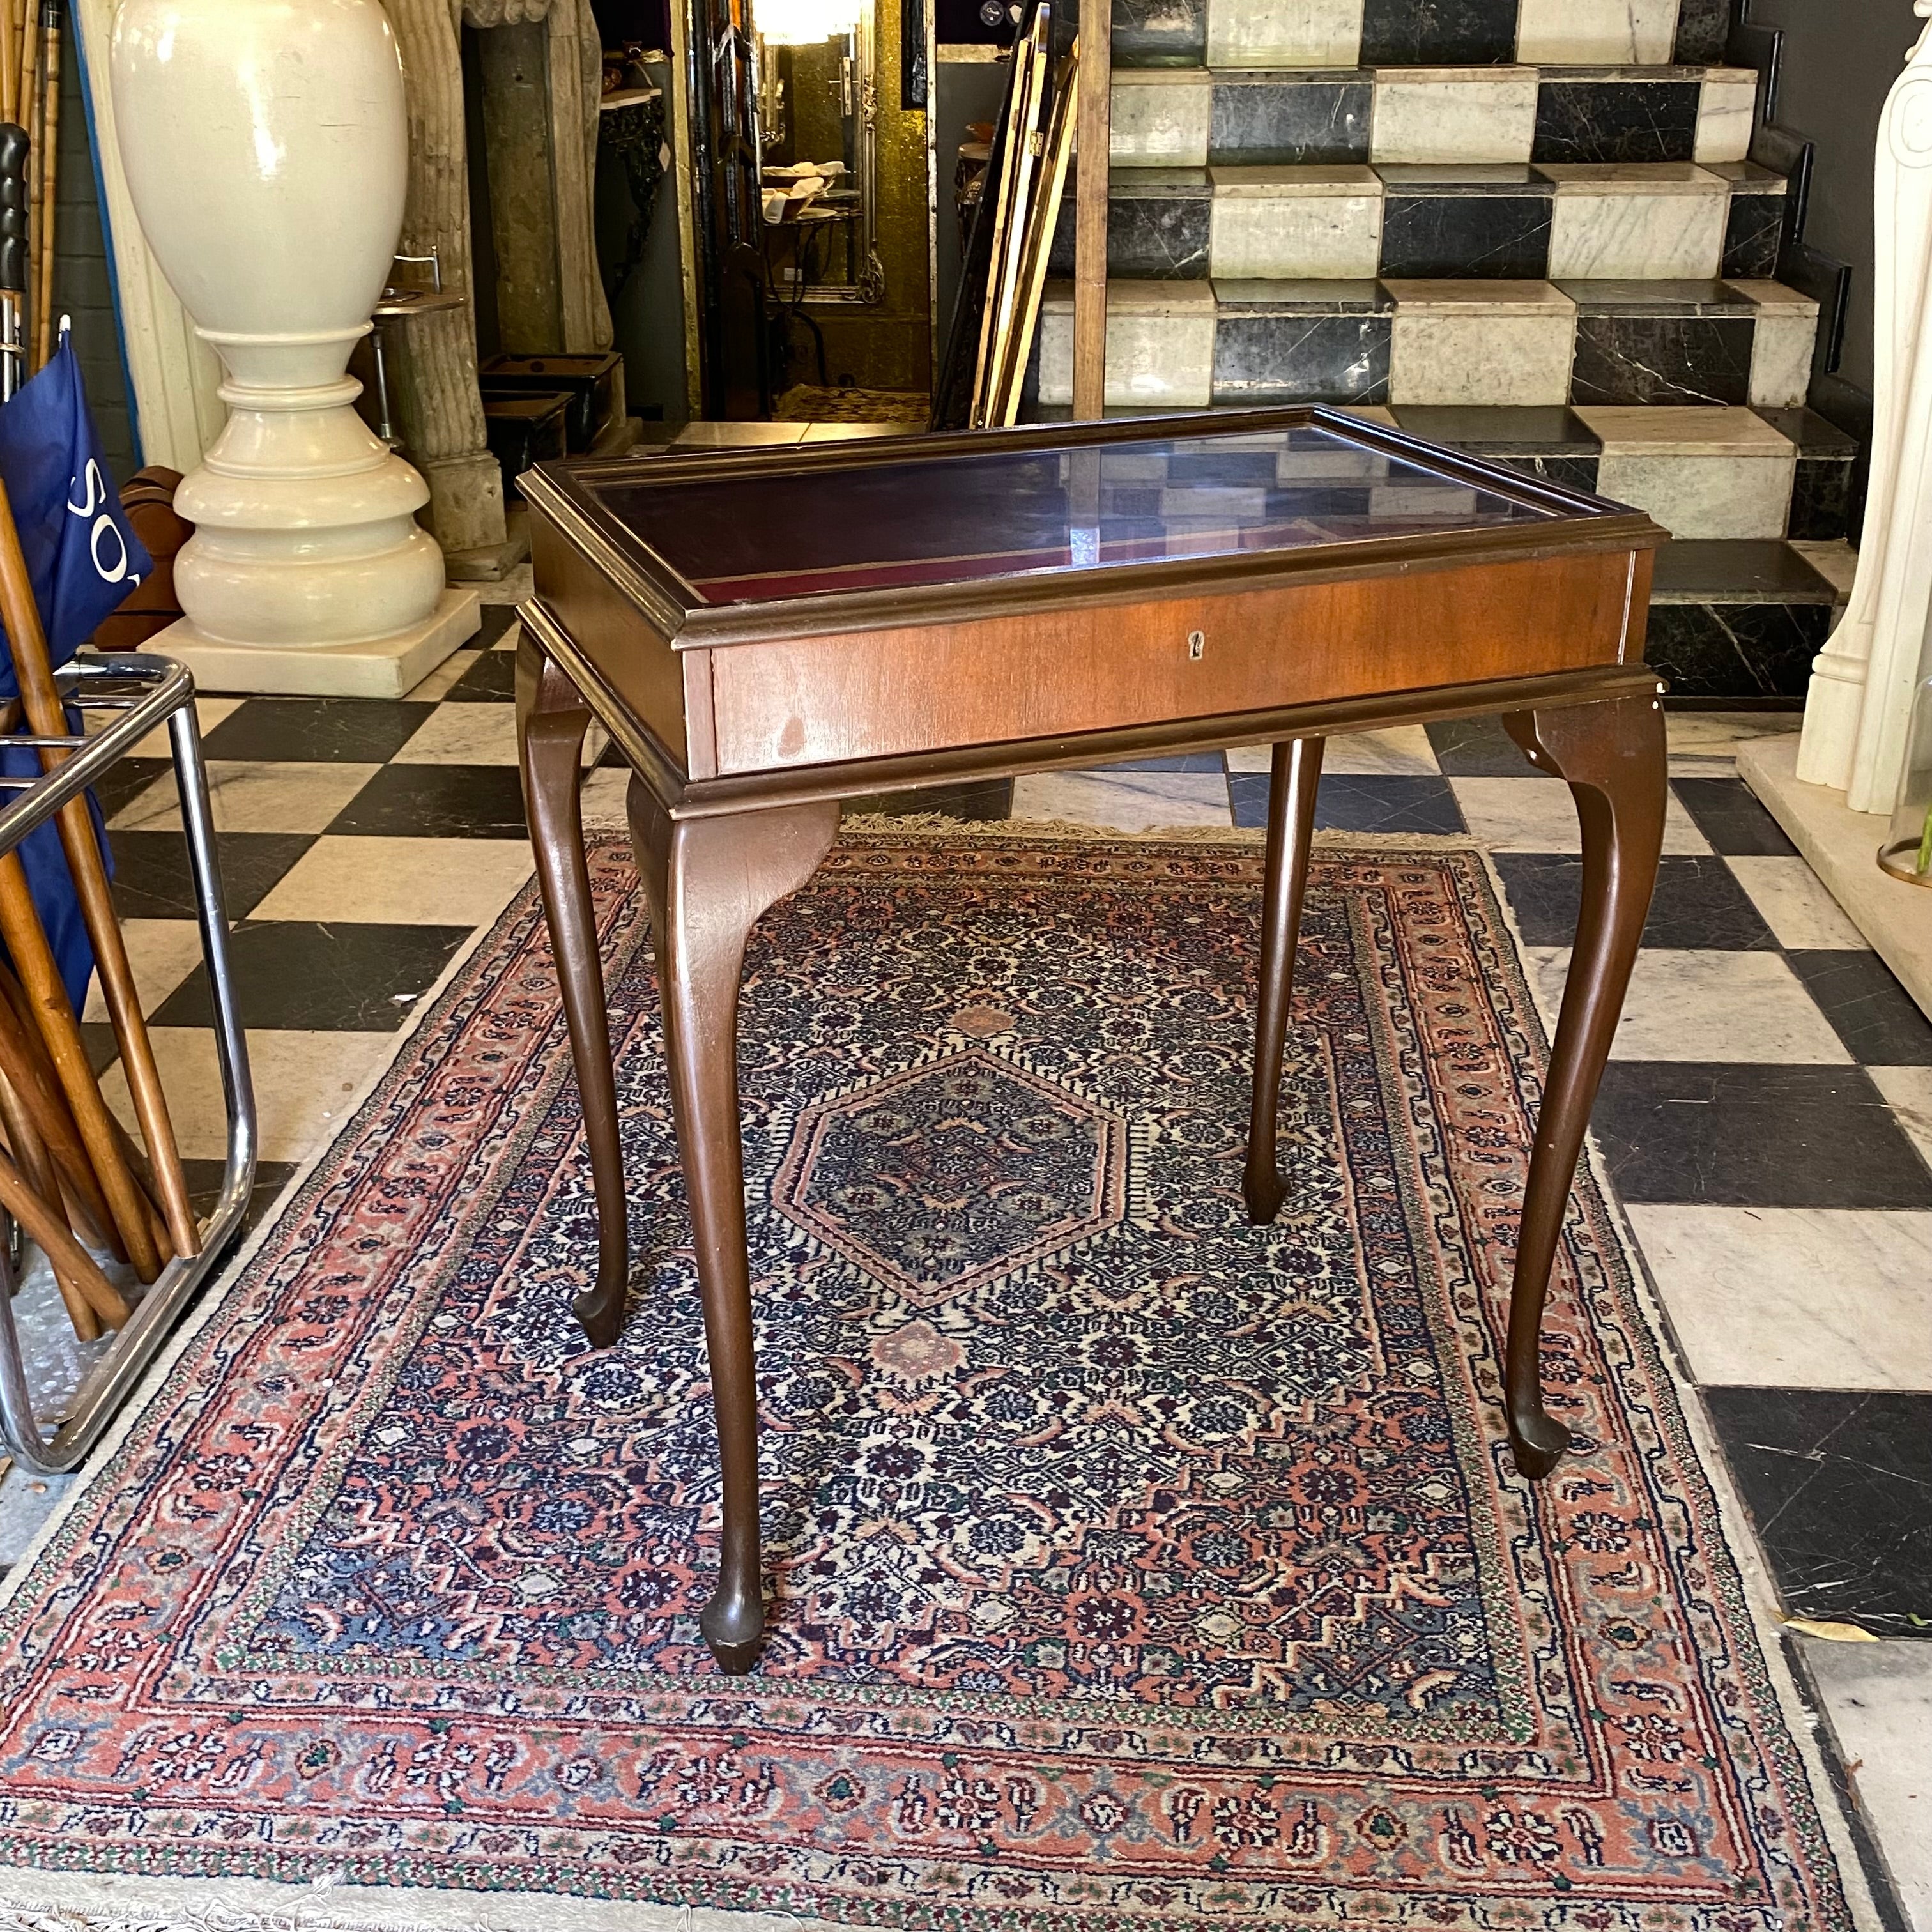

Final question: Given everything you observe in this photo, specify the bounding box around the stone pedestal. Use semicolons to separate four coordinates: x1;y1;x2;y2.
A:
151;590;480;699
111;0;476;692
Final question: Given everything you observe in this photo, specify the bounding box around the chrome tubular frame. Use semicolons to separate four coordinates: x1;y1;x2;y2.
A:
0;652;257;1473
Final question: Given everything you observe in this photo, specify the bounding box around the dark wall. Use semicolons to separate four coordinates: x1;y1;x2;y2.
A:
1749;0;1921;397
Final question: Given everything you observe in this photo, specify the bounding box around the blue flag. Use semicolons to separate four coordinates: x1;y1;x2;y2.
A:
0;338;152;1011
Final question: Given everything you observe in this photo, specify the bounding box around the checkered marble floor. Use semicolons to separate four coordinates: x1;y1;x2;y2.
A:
1;585;1925;1923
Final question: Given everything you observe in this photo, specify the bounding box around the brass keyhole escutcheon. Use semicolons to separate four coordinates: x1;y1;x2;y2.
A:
1188;631;1206;661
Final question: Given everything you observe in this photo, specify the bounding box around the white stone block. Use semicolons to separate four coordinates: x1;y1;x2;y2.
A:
1039;281;1218;408
1515;0;1680;62
1111;71;1212;167
1208;167;1383;277
1694;69;1758;163
1369;69;1540;165
1206;0;1363;67
1595;452;1796;537
1543;165;1729;279
1385;282;1576;406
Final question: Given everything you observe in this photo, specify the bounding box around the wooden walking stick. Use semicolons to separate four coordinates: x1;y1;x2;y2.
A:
0;859;159;1278
0;479;195;1258
0;0;18;150
28;0;52;369
0;1140;126;1328
0;962;123;1252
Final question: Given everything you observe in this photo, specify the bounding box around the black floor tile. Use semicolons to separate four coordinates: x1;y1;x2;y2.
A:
1787;950;1932;1067
201;698;436;763
107;829;315;920
1590;1062;1932;1208
325;763;530;838
1703;1387;1932;1639
1492;852;1778;949
152;920;474;1031
93;756;172;820
1231;772;1466;834
1424;712;1554;777
1098;753;1228;773
1671;776;1799;855
80;1020;116;1077
445;650;518;702
477;604;519;648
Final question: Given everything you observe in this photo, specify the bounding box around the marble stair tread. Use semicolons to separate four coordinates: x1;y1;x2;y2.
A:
1649;539;1843;604
1555;276;1758;313
1390;402;1599;452
1573;402;1798;454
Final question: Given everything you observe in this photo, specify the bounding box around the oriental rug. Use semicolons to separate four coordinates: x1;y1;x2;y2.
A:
0;831;1862;1931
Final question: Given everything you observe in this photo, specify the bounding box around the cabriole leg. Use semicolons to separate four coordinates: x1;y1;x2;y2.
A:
625;779;839;1672
1500;691;1667;1478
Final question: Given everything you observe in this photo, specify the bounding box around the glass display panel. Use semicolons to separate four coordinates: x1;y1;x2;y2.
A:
592;422;1574;606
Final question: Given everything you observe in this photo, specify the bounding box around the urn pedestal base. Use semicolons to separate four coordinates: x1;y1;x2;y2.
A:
150;588;480;698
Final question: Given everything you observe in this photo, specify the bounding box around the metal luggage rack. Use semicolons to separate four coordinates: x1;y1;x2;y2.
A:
0;651;254;1473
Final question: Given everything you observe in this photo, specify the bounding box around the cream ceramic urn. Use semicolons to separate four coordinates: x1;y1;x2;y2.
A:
110;0;478;695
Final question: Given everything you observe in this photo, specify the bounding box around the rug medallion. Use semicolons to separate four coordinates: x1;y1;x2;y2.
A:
0;833;1853;1928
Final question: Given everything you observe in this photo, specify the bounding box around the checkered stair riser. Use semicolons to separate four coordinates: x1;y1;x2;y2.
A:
1048;166;1786;288
1107;0;1729;70
1102;66;1758;169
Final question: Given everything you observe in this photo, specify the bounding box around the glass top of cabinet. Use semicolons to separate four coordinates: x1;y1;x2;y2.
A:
583;413;1611;608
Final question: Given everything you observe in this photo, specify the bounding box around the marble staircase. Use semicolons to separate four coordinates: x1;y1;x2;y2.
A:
1026;0;1855;702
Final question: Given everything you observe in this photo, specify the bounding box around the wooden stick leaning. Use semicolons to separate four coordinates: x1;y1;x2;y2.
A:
0;479;192;1261
1070;0;1109;420
0;849;159;1278
0;1066;95;1337
978;12;1049;426
968;17;1040;427
0;1139;126;1328
992;39;1077;426
28;0;50;369
12;0;29;133
0;959;124;1252
17;0;34;374
0;0;17;146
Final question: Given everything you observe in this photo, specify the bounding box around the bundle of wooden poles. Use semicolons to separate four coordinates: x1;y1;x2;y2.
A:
0;0;60;372
0;479;196;1342
967;11;1077;429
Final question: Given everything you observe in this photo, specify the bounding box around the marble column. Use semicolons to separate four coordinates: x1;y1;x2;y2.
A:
1798;0;1932;813
385;0;524;579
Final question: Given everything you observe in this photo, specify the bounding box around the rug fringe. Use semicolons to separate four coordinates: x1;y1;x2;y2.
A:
836;813;1483;850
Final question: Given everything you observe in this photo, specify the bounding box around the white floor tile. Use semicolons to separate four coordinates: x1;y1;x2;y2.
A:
82;919;207;1022
1870;1066;1932;1167
102;1027;400;1163
1625;1205;1932;1389
1011;769;1231;831
251;836;535;926
111;760;380;834
1727;855;1870;951
1802;1641;1932;1930
1525;947;1852;1062
404;648;482;702
1450;776;1712;853
392;702;520;765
